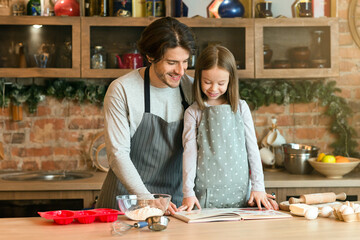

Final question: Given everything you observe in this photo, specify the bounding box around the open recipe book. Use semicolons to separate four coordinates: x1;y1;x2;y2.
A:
173;208;292;223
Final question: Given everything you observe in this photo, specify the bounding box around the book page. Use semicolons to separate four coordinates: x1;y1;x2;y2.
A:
173;208;291;223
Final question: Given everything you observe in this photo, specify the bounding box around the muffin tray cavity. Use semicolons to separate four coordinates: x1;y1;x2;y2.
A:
38;208;123;225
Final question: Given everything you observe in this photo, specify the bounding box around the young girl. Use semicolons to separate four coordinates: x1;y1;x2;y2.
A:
180;45;278;211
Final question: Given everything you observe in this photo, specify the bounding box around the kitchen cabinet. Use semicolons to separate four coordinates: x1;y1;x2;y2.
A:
0;16;339;79
255;17;339;79
264;171;360;203
81;17;254;78
0;16;81;78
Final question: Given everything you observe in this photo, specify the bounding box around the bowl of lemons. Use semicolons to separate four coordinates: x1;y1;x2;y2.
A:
308;154;360;179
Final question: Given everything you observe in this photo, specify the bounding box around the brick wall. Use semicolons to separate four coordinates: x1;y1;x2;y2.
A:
0;0;359;171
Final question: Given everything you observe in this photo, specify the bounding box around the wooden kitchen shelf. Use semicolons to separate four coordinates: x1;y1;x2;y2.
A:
0;16;81;78
81;17;254;79
0;16;339;80
255;17;339;79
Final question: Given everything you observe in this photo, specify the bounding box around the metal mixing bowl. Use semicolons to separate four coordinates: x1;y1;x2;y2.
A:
282;143;319;174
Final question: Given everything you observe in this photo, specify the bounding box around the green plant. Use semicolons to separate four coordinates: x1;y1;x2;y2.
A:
239;79;358;158
0;78;357;157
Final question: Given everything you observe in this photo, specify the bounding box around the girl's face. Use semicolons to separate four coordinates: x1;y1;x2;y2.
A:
200;66;229;105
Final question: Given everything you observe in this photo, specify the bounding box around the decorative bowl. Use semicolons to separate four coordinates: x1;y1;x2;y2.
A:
116;194;171;221
308;157;360;179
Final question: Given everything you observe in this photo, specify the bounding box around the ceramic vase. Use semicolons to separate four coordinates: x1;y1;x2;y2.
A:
54;0;80;16
218;0;244;18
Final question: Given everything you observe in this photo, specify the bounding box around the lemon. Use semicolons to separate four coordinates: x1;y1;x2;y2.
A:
317;153;326;162
321;155;336;163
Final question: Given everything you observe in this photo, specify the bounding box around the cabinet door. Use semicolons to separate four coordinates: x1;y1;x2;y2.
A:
179;18;254;79
255;18;339;79
0;16;81;78
81;17;254;79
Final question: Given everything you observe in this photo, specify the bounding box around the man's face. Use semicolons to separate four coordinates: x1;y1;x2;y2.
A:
149;46;190;88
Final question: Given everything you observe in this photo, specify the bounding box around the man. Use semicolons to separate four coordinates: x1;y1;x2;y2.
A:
96;17;196;214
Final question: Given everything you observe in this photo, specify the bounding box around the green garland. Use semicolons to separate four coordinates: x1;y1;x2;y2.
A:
0;78;358;157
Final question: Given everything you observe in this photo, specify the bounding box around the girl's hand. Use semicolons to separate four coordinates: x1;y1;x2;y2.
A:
247;191;279;210
178;196;201;212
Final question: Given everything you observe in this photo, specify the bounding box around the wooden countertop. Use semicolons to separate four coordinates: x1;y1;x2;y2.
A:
1;215;359;240
0;170;359;192
264;170;360;188
0;171;107;191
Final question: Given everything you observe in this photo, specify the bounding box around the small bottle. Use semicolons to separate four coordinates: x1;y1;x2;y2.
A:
101;0;113;16
27;0;41;15
91;46;106;69
145;0;164;17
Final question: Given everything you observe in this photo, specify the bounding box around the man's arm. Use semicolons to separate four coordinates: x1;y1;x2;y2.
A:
104;91;150;194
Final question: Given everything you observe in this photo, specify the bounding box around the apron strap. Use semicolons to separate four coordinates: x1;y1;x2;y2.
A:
144;66;189;112
144;66;151;113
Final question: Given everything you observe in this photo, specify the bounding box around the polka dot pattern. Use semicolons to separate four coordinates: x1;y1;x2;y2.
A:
195;105;249;208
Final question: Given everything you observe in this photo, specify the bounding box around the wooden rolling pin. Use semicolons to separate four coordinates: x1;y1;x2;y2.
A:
289;192;347;205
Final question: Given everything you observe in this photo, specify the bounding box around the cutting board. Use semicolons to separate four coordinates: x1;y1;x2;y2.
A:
279;201;342;211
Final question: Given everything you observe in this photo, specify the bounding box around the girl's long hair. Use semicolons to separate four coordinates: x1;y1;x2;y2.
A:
194;45;239;112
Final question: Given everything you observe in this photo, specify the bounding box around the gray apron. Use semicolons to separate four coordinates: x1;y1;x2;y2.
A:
195;105;249;208
96;67;189;209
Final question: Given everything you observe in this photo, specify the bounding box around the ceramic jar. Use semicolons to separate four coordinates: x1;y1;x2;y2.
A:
54;0;80;16
218;0;244;18
291;47;311;62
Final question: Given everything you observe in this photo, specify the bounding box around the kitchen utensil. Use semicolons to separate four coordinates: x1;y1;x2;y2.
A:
283;151;313;174
308;157;360;179
112;216;170;235
267;129;286;147
146;215;170;231
89;132;109;172
289;192;347;205
279;200;342;211
112;220;148;235
256;1;273;18
260;147;275;165
117;194;171;221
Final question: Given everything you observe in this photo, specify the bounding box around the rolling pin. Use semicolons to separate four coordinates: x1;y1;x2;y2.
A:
289;192;346;205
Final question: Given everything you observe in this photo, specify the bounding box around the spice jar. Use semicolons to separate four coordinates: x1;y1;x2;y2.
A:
91;46;106;69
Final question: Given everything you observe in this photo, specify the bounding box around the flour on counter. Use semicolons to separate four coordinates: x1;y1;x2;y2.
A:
125;206;164;220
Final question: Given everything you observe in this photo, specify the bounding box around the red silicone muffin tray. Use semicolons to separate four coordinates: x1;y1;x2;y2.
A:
38;208;124;225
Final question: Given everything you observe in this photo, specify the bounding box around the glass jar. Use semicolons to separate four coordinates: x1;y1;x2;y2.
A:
311;30;325;60
91;46;106;69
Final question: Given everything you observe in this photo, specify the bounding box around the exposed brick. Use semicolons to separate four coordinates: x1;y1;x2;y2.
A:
68;118;104;129
338;8;348;19
294;127;327;140
275;115;293;126
0;160;17;170
3;133;12;144
339;47;360;59
252;115;268;127
22;161;39;171
34;119;65;130
254;104;285;114
339;61;357;72
35;106;52;116
290;102;321;113
339;33;355;46
62;132;85;143
355;89;360;99
339;21;349;33
0;107;10;116
5;120;31;131
12;147;52;157
337;73;360;86
11;133;25;144
41;160;78;171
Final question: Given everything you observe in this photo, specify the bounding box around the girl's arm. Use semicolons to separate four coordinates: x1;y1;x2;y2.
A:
182;105;199;198
240;100;265;193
